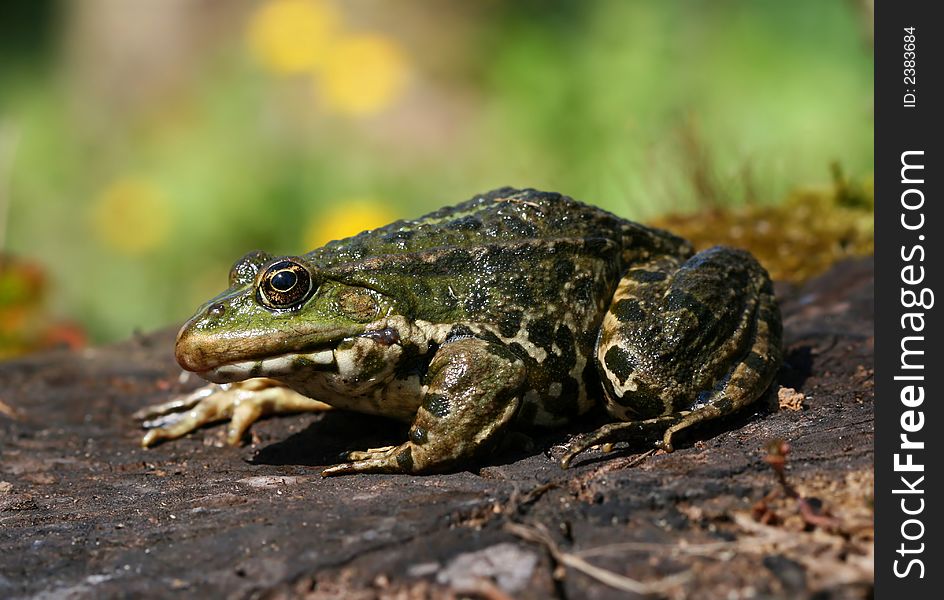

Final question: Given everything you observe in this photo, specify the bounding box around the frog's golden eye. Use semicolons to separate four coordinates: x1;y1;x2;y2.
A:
257;259;314;310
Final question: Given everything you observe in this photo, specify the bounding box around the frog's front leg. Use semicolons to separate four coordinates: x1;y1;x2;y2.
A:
563;246;782;467
322;338;526;476
136;378;333;447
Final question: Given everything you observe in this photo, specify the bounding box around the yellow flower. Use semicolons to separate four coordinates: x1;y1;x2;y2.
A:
91;178;172;254
318;34;410;116
304;198;397;249
248;0;340;74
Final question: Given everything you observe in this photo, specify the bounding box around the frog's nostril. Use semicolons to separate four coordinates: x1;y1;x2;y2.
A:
208;303;226;317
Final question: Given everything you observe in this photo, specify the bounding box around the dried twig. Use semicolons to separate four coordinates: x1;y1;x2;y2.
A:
505;521;690;596
0;398;22;420
576;539;734;559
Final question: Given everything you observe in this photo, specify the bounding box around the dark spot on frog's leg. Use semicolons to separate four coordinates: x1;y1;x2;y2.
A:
713;397;733;413
743;351;769;374
612;298;646;322
554;325;575;359
555;257;575;281
293;355;338;373
573;276;596;304
612;382;667;418
581;358;599;391
396;447;414;471
577;327;598;355
422;393;451;418
583;238;613;254
627;269;667;283
410;426;428;445
498;309;523;338
664;289;698;312
664;289;711;324
527;316;555;350
507;342;531;363
604;345;636;384
478;329;504;347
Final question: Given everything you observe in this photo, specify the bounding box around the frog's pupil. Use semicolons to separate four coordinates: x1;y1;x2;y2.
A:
271;269;297;292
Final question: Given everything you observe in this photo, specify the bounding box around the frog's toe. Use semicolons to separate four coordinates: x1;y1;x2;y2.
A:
133;384;218;422
559;428;617;469
140;390;237;447
658;434;675;453
342;445;398;461
226;399;266;445
137;379;333;448
322;444;414;476
559;442;588;470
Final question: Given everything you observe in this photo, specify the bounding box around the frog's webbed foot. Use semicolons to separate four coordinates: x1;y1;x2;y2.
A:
322;338;526;476
135;377;332;447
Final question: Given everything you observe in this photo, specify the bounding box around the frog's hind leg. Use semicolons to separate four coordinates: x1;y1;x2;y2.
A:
658;280;782;451
321;338;526;476
136;378;332;447
565;247;782;467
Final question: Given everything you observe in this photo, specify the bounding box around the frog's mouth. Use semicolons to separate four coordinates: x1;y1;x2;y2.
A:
175;323;356;382
194;348;340;384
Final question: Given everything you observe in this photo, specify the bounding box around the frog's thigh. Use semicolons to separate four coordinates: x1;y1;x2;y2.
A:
660;278;781;450
137;378;332;447
596;247;782;450
321;338;526;476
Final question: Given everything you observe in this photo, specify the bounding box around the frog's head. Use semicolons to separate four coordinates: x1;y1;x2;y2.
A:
176;251;396;383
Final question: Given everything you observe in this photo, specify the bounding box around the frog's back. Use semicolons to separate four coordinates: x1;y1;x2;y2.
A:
308;188;690;276
303;188;693;330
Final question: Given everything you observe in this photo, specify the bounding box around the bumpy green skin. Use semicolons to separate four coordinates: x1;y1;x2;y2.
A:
166;188;782;474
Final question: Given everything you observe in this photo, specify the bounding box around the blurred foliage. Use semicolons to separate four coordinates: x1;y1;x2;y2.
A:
0;256;85;358
0;0;872;349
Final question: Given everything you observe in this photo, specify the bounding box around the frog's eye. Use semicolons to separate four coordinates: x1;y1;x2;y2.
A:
257;259;315;310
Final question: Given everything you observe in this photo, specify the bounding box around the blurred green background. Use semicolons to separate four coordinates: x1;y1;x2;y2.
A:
0;0;873;354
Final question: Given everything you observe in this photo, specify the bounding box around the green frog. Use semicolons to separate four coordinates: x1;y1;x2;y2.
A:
136;188;782;475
